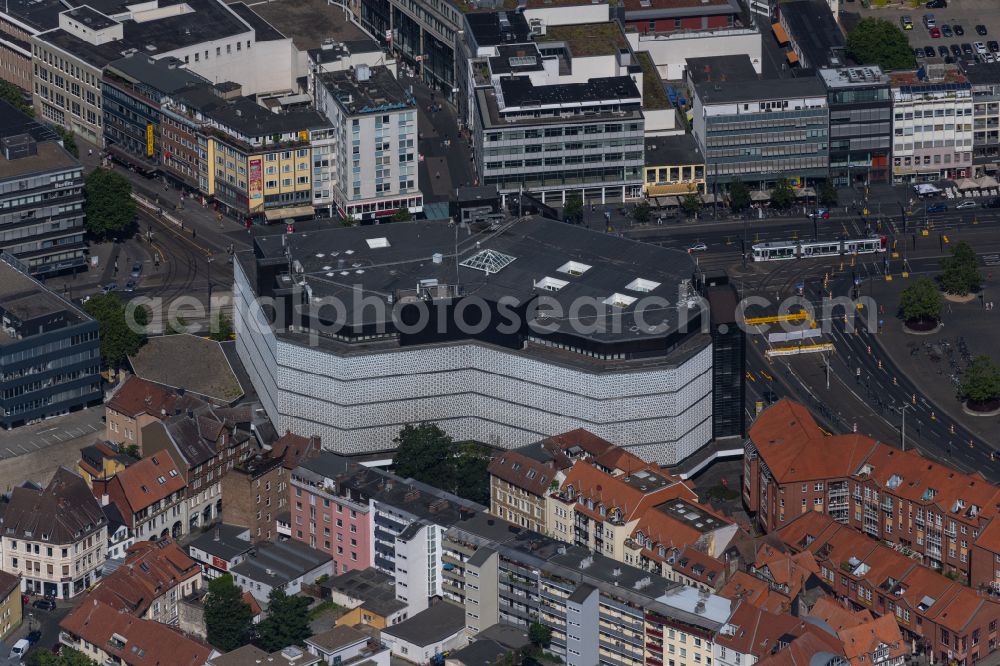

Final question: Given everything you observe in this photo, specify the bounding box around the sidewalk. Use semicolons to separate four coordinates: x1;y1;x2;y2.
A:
869;274;1000;443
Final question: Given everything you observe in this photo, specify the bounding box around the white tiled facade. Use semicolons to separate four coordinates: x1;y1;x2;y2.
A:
234;260;713;464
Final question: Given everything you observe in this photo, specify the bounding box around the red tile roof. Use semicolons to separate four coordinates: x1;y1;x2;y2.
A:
713;601;805;657
488;450;557;497
561;461;695;523
242;591;262;618
673;546;726;587
61;600;213;666
110;454;186;514
837;614;906;666
106;377;178;420
272;432;320;470
809;597;872;631
719;571;791;614
755;625;845;666
89;539;200;617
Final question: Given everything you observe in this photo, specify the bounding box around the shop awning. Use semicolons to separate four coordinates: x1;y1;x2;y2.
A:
647;183;700;196
751;190;771;202
796;187;817;198
786;50;799;65
772;23;789;45
264;206;315;221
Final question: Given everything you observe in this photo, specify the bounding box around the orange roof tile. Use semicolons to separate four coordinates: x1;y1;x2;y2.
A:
540;429;616;458
561;462;695;523
106;376;178;419
714;602;805;657
673;546;725;586
974;516;1000;554
242;591;262;617
719;571;790;614
836;615;905;666
488;450;557;497
111;454;186;513
755;625;845;666
61;600;213;666
809;597;873;631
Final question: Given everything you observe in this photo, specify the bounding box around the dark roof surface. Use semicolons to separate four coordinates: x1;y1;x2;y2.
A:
694;76;826;104
318;66;413;116
227;2;285;41
320;567;407;617
644;134;703;167
686;55;759;85
0;467;106;544
230;539;331;585
381;602;465;646
780;0;845;68
499;75;640;108
106;54;208;94
188;523;253;561
464;11;531;48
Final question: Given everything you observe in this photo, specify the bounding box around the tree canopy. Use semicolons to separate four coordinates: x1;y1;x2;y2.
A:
899;276;942;323
939;241;981;295
529;622;552;647
392;208;413;222
26;648;96;666
393;423;491;505
728;180;751;212
681;190;703;216
961;355;1000;405
0;81;31;116
209;313;234;342
54;126;79;158
84;169;136;239
82;292;147;369
255;588;311;652
563;196;584;224
770;178;796;209
632;201;650;225
847;18;917;71
205;574;253;652
818;180;838;207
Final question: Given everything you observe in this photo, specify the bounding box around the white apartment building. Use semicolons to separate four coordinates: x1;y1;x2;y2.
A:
313;64;422;221
890;66;974;183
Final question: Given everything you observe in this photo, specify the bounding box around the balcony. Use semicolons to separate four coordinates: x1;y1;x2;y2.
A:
646;626;663;638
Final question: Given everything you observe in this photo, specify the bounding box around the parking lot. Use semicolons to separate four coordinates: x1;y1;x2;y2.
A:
857;0;1000;65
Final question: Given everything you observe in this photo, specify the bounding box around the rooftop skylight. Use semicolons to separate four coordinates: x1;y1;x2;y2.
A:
460;248;517;274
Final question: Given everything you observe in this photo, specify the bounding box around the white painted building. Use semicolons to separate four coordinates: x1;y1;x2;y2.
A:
628;28;762;81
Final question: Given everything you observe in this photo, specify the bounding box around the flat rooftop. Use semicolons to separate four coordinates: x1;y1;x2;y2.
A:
622;0;738;18
645;133;702;167
237;0;372;51
228;2;285;42
175;85;329;139
465;10;531;48
653;498;727;534
318;66;413;116
499;74;640;109
686;54;758;85
694;75;826;104
249;216;699;345
230;539;331;585
106;54;208;94
0;257;88;344
127;334;243;403
536;22;628;57
779;0;845;68
0;139;78;180
818;66;888;89
64;5;117;30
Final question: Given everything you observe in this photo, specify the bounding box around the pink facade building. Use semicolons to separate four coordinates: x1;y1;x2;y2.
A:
289;452;372;575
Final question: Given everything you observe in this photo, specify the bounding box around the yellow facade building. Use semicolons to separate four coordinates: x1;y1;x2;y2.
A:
643;135;706;198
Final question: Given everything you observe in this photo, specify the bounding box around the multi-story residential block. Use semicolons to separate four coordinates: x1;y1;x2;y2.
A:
890;65;973;183
60;600;215;666
313;65;422;221
290;451;372;576
89;538;202;625
819;66;892;186
0;101;86;275
442;511;733;665
77;441;137;487
103;375;201;451
0;572;20;641
691;75;829;187
141;404;258;532
97;453;189;542
160;83;329;223
220;452;288;542
744;399;1000;583
30;0;294;144
488;429;614;534
963;62;1000;175
0;467;106;599
0;0;43;90
101;54;208;176
339;468;482;615
779;511;1000;665
0;255;100;429
235;216;725;463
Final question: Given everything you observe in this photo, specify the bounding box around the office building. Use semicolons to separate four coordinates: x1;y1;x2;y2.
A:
890;66;973;183
777;0;846;69
0;467;107;598
456;10;532;129
234;217;718;463
0;101;86;275
819;66;892;186
0;252;100;427
314;65;422;221
30;0;294;144
691;76;829;187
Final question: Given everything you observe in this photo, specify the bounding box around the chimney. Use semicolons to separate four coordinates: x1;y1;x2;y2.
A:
101;493;110;506
214;526;221;542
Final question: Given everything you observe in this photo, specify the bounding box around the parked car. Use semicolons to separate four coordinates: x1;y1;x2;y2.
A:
32;598;56;611
101;283;118;294
988;40;1000;52
938;45;950;57
26;630;41;645
923;13;935;28
123;280;136;292
954;24;965;36
925;0;946;7
901;15;914;29
914;47;925;58
962;43;974;55
956;200;978;210
926;203;948;213
977;24;988;35
688;242;708;252
130;261;142;278
924;45;937;57
975;41;988;54
9;639;28;660
985;53;996;63
811;208;831;219
951;43;963;56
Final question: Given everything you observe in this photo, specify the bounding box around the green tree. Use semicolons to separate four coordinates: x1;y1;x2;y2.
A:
209;314;234;342
961;355;1000;405
818;180;838;207
0;80;31;116
339;213;358;227
84;169;136;239
940;241;981;295
846;18;917;70
392;208;412;222
632;201;651;225
54;126;79;158
27;648;97;666
122;444;142;460
166;316;189;335
681;190;703;216
563;195;584;224
255;588;311;652
899;276;942;323
204;574;253;652
529;622;552;647
392;424;491;505
83;293;147;369
770;178;796;210
728;179;751;212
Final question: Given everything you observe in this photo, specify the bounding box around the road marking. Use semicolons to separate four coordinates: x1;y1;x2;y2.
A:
4;449;14;457
31;441;43;450
17;444;28;453
51;434;63;442
37;426;58;434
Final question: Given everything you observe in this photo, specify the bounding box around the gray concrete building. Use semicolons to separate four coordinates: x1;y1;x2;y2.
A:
819;66;891;186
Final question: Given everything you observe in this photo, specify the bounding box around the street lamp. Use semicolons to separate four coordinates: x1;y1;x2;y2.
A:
898;403;912;452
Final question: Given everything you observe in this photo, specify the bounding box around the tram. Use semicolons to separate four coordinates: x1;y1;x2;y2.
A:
751;236;887;262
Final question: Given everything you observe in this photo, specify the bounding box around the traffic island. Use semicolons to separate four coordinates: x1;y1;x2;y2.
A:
963;400;1000;417
902;318;943;335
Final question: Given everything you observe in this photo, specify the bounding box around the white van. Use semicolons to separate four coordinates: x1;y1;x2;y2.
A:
8;638;29;660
